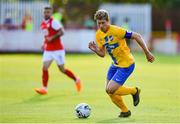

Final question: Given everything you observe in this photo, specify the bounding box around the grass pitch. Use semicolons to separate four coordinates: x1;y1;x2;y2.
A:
0;53;180;123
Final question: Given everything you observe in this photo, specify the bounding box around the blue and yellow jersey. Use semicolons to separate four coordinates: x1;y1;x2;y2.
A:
96;25;134;68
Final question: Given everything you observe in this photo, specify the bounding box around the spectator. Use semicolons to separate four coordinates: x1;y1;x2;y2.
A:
52;8;63;22
3;13;13;30
22;11;33;31
83;15;95;29
121;17;131;31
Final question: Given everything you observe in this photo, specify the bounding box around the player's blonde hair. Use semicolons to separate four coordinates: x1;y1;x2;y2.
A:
94;9;109;21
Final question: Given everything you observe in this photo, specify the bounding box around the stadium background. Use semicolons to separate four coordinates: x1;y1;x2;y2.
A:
0;0;180;123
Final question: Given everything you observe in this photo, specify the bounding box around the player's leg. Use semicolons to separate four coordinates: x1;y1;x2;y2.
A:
57;64;81;92
105;64;118;94
58;64;76;81
42;60;53;88
111;64;140;106
35;51;53;95
106;80;129;113
105;65;130;116
107;80;131;117
54;50;81;92
114;86;140;106
106;64;140;117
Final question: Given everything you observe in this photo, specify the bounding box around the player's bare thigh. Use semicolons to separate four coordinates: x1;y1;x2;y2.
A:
43;60;53;70
58;64;66;73
105;79;110;93
106;80;121;94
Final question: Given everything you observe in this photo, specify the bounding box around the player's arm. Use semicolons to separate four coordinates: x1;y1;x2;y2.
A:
46;20;64;42
46;28;64;42
130;32;155;63
88;41;105;57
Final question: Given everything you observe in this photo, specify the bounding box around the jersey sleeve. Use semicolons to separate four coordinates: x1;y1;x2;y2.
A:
117;27;132;39
95;33;103;48
52;20;62;31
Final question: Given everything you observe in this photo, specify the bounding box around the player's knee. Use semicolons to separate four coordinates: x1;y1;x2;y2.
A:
60;68;65;73
59;67;65;73
42;66;48;70
106;88;114;94
105;88;109;94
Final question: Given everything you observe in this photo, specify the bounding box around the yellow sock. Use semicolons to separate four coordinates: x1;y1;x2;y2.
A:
109;94;128;112
114;86;137;96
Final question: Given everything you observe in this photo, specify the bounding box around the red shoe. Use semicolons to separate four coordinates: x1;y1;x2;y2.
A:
75;77;81;92
35;88;47;95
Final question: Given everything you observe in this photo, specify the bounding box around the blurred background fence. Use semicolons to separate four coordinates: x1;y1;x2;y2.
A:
0;0;180;54
0;0;49;30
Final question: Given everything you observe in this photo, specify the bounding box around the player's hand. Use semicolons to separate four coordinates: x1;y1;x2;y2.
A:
41;45;44;50
88;41;97;52
146;51;155;63
46;36;53;42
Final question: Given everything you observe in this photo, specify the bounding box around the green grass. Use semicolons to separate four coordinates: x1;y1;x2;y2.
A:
0;53;180;123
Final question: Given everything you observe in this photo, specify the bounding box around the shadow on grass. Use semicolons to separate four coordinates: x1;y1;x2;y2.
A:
71;117;136;123
96;117;136;123
22;94;56;103
71;117;91;122
11;93;68;105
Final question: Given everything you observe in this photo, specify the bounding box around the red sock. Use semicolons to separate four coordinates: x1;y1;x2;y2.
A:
65;69;76;81
42;70;48;87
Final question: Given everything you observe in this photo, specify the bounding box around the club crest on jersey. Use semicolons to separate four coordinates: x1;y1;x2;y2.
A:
109;36;114;41
47;24;50;28
126;30;132;34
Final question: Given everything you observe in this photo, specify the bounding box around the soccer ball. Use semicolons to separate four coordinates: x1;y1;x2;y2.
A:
75;103;91;118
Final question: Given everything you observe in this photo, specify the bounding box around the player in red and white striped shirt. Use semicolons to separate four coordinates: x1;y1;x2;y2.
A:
35;7;81;94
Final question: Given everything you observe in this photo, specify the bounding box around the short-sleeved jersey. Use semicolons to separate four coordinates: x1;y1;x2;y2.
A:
96;25;134;68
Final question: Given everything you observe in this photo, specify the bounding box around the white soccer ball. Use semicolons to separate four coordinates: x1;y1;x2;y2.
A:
75;103;91;118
